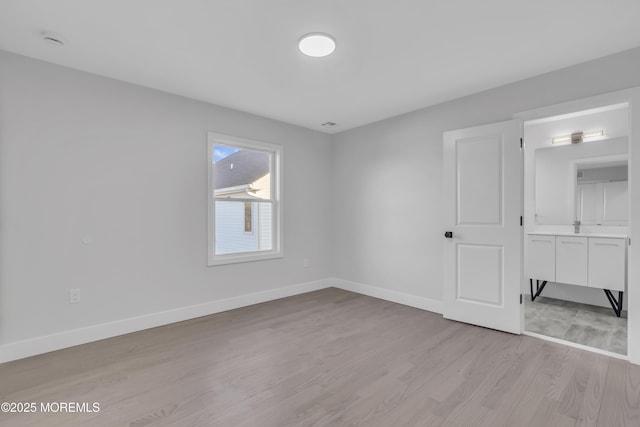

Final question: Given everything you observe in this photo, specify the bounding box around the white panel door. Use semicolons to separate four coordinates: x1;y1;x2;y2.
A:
443;119;522;334
603;181;629;223
577;183;599;224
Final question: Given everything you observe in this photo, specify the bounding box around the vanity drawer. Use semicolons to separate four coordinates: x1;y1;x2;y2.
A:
556;236;588;286
527;235;555;281
588;238;626;291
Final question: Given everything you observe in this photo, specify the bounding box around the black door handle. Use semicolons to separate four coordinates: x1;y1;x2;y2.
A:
444;231;453;238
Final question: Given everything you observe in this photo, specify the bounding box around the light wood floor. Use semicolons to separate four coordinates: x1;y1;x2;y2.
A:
1;288;640;427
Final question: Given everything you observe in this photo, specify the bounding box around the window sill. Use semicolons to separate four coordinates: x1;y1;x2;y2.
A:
208;251;283;266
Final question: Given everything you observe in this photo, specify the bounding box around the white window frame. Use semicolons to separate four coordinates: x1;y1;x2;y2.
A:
207;132;283;266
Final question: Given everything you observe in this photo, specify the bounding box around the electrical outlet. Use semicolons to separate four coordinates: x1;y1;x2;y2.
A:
69;288;81;304
303;258;310;268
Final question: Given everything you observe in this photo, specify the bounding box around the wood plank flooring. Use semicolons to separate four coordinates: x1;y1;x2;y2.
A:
1;288;639;426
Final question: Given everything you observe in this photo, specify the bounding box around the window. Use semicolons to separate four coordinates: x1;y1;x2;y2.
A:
244;202;253;233
207;132;282;265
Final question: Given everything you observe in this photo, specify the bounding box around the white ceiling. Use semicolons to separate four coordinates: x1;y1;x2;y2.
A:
1;0;640;134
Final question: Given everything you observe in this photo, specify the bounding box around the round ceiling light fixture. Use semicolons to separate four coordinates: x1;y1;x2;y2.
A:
298;33;336;58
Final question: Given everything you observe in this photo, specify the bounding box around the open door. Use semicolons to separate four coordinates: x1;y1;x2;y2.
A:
443;119;523;334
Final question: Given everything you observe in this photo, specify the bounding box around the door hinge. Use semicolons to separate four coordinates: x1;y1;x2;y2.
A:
520;216;523;226
520;138;523;149
520;294;523;304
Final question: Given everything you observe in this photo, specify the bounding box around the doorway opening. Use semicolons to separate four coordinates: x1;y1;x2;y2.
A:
522;102;630;356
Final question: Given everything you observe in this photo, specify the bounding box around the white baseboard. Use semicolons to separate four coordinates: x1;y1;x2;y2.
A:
0;279;331;364
0;277;444;364
331;278;443;314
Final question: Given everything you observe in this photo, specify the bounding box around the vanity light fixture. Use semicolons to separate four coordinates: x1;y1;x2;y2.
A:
571;131;584;144
552;129;604;145
298;33;336;57
583;130;605;139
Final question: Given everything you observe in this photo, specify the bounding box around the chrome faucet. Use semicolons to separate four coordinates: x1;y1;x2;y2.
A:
574;220;581;234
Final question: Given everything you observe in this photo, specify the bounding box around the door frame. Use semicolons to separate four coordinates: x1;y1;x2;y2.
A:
514;86;640;365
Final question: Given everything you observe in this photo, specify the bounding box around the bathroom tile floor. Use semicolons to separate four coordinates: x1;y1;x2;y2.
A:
524;296;627;355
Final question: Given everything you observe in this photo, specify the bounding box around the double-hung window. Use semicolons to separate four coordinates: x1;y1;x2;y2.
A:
207;133;282;265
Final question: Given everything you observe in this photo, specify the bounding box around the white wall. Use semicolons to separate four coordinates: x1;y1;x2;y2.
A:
0;51;333;354
332;47;640;303
3;46;640;363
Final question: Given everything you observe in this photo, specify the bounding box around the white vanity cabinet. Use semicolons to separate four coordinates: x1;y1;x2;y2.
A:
527;233;627;290
588;238;626;291
555;236;588;286
526;232;627;316
526;235;555;281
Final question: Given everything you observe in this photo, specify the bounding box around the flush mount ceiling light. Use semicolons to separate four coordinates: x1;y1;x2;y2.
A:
552;129;604;145
298;33;336;57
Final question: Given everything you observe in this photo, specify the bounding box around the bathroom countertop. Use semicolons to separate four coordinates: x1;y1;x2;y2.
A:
528;231;628;239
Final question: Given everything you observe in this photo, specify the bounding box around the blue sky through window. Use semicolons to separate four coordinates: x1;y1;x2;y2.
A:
213;145;239;163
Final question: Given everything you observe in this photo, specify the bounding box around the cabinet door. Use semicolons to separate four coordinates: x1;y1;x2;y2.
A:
556;236;588;286
588;238;626;291
527;235;555;281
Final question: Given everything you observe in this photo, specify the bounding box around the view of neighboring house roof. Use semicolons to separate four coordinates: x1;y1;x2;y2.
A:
214;149;269;189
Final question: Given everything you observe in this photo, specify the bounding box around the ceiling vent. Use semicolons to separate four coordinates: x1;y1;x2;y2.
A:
42;32;66;47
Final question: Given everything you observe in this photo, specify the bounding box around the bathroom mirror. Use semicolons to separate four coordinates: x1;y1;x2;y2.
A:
575;160;628;225
534;137;628;225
